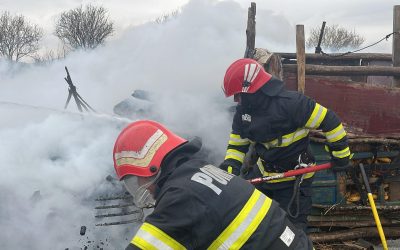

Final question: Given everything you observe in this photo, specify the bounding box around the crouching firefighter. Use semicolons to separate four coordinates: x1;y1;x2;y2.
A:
113;120;314;250
219;58;351;232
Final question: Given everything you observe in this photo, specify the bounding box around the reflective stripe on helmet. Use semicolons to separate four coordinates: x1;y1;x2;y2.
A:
115;129;167;168
223;58;272;97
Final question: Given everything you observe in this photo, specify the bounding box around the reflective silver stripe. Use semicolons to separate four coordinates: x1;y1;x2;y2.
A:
225;149;245;162
220;195;267;249
332;147;351;158
135;228;172;250
228;136;250;146
326;129;345;142
207;190;271;250
263;128;309;148
305;103;327;129
309;105;324;128
325;125;346;142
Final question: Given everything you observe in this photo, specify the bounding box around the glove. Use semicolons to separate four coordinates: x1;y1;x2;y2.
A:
219;159;242;176
331;156;350;172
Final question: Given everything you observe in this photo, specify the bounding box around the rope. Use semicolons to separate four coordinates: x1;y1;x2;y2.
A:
286;175;302;218
320;32;400;57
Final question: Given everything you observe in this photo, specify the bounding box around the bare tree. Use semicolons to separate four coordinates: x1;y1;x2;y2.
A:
55;4;114;50
33;45;68;65
0;11;43;62
307;24;365;52
154;9;180;24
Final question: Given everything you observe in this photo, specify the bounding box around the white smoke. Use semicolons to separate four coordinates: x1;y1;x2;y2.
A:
0;0;306;249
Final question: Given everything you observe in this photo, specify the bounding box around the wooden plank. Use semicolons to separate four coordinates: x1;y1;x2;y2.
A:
309;227;400;243
244;2;256;58
283;64;400;76
296;25;306;93
277;52;392;61
393;5;400;87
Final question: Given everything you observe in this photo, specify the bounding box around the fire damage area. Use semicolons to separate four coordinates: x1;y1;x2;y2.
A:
58;2;400;250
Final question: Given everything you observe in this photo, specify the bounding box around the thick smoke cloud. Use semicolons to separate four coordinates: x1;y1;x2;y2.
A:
0;0;303;249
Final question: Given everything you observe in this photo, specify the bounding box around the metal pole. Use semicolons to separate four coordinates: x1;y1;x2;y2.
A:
359;163;388;250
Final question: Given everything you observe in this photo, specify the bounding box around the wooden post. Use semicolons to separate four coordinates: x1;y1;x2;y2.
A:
393;5;400;87
244;2;256;58
296;25;306;93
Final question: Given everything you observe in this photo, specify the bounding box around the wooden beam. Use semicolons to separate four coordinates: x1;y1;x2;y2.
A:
393;5;400;87
296;25;306;93
244;2;256;58
277;52;392;61
310;227;400;243
283;64;400;76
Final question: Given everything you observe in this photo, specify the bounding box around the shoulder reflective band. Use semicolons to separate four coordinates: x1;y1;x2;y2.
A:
305;103;327;129
208;189;272;250
131;222;186;250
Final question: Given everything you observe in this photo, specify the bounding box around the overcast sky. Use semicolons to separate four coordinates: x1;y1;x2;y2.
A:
1;0;399;53
0;0;399;249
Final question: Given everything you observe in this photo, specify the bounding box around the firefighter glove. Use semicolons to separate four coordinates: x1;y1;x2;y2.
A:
219;159;242;176
331;156;351;172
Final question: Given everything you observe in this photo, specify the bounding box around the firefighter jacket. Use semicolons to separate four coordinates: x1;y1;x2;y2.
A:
224;77;350;182
126;157;313;250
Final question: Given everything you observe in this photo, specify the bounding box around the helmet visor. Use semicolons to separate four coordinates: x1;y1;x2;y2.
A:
122;170;161;208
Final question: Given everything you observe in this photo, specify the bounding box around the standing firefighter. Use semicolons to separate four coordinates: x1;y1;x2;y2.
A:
219;58;351;232
113;120;314;250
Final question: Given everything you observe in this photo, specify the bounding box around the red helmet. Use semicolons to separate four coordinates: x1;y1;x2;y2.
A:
113;120;187;180
222;58;272;97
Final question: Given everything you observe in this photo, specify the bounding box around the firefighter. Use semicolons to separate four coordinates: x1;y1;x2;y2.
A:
113;120;314;250
219;58;351;232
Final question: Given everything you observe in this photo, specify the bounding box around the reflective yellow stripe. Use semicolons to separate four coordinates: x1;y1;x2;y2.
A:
332;147;351;158
208;189;272;250
305;103;327;129
257;159;314;183
131;223;186;250
225;149;245;163
228;134;250;146
324;124;346;143
263;128;309;149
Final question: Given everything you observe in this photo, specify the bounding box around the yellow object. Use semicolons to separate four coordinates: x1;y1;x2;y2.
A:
377;157;391;163
347;193;361;202
367;193;388;250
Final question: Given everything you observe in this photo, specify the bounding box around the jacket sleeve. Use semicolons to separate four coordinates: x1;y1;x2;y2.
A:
223;107;251;167
292;95;351;160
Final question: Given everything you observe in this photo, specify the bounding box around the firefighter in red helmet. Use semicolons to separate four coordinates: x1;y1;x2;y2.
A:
113;120;314;250
219;58;351;232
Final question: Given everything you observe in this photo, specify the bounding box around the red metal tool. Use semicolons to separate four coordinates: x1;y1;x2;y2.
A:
248;162;332;184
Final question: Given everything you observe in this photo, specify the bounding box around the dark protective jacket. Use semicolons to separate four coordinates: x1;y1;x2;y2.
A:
224;77;350;182
126;156;313;249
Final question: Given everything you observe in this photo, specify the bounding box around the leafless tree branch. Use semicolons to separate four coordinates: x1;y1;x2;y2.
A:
307;24;365;52
0;11;43;61
54;4;114;50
